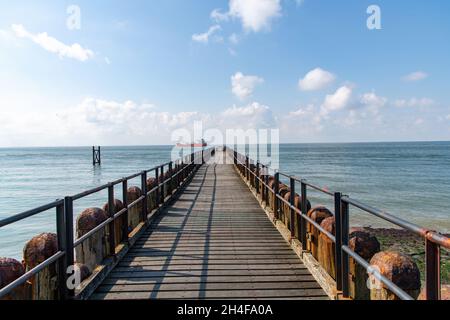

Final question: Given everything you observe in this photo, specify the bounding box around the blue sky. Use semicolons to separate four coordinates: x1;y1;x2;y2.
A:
0;0;450;146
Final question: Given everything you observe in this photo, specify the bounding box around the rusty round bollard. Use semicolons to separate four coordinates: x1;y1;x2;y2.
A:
103;199;125;247
318;216;336;279
127;186;142;231
348;229;380;300
283;192;312;237
278;184;289;224
267;176;275;209
0;258;29;300
23;233;59;300
75;208;108;275
369;251;421;300
306;206;333;259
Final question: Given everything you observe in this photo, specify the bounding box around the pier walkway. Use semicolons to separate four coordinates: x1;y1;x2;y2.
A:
91;151;327;300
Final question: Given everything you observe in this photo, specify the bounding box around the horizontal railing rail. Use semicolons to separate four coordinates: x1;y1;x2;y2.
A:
227;146;449;301
0;147;214;300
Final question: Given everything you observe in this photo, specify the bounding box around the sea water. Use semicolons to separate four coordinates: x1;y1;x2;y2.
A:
0;142;449;259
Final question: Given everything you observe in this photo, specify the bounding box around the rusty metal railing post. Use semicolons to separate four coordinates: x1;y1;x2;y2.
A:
155;167;160;207
122;179;128;242
289;177;296;238
159;165;165;205
264;172;269;206
107;183;116;256
169;161;173;195
425;238;441;300
334;192;343;293
64;196;75;299
141;171;148;222
341;199;350;298
245;156;250;181
56;201;68;300
274;172;280;219
256;162;260;194
300;180;307;247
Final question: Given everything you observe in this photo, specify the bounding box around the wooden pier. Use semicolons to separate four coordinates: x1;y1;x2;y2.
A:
1;147;449;301
91;153;327;300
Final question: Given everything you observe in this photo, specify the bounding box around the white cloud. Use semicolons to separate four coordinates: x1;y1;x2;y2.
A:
211;0;282;33
360;92;387;115
231;72;264;100
321;86;353;115
414;118;424;125
192;25;221;43
229;33;240;45
446;114;450;121
402;71;429;82
221;102;276;128
394;97;434;108
11;24;94;62
298;68;336;91
0;97;279;147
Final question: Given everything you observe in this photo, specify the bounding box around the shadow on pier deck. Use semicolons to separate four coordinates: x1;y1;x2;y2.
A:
91;152;328;300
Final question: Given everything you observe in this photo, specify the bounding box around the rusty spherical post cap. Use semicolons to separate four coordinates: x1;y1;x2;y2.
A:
102;199;125;215
369;251;421;291
320;216;336;235
349;230;380;261
76;208;108;233
127;186;142;202
307;206;333;224
146;177;156;189
23;233;58;269
0;258;25;289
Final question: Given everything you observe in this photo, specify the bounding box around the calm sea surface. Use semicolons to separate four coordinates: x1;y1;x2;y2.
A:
1;142;449;259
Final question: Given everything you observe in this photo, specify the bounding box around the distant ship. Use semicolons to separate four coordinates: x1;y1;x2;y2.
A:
176;138;207;148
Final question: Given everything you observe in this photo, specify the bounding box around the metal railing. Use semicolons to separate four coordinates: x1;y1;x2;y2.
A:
227;147;449;300
0;147;214;300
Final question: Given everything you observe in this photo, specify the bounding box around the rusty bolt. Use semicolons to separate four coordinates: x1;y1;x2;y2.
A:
349;230;380;261
0;258;25;289
127;186;142;202
23;233;58;269
369;251;421;291
76;208;108;233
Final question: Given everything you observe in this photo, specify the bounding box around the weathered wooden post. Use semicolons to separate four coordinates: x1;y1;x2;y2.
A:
306;206;333;259
369;251;421;300
289;177;296;238
75;208;108;273
273;173;280;219
127;186;142;231
122;179;129;243
146;177;157;212
102;197;125;249
141;171;148;222
23;233;59;300
318;216;336;279
348;229;380;300
0;258;29;300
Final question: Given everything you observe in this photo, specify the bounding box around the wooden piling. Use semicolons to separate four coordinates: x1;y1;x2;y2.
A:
369;251;421;300
102;199;125;248
75;208;108;273
348;229;380;300
127;186;142;232
306;206;333;259
318;216;336;279
0;258;30;300
23;233;59;300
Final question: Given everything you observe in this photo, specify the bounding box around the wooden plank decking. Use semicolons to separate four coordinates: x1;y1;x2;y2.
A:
91;152;328;300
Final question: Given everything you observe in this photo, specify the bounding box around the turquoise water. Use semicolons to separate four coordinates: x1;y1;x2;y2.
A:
0;142;449;259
